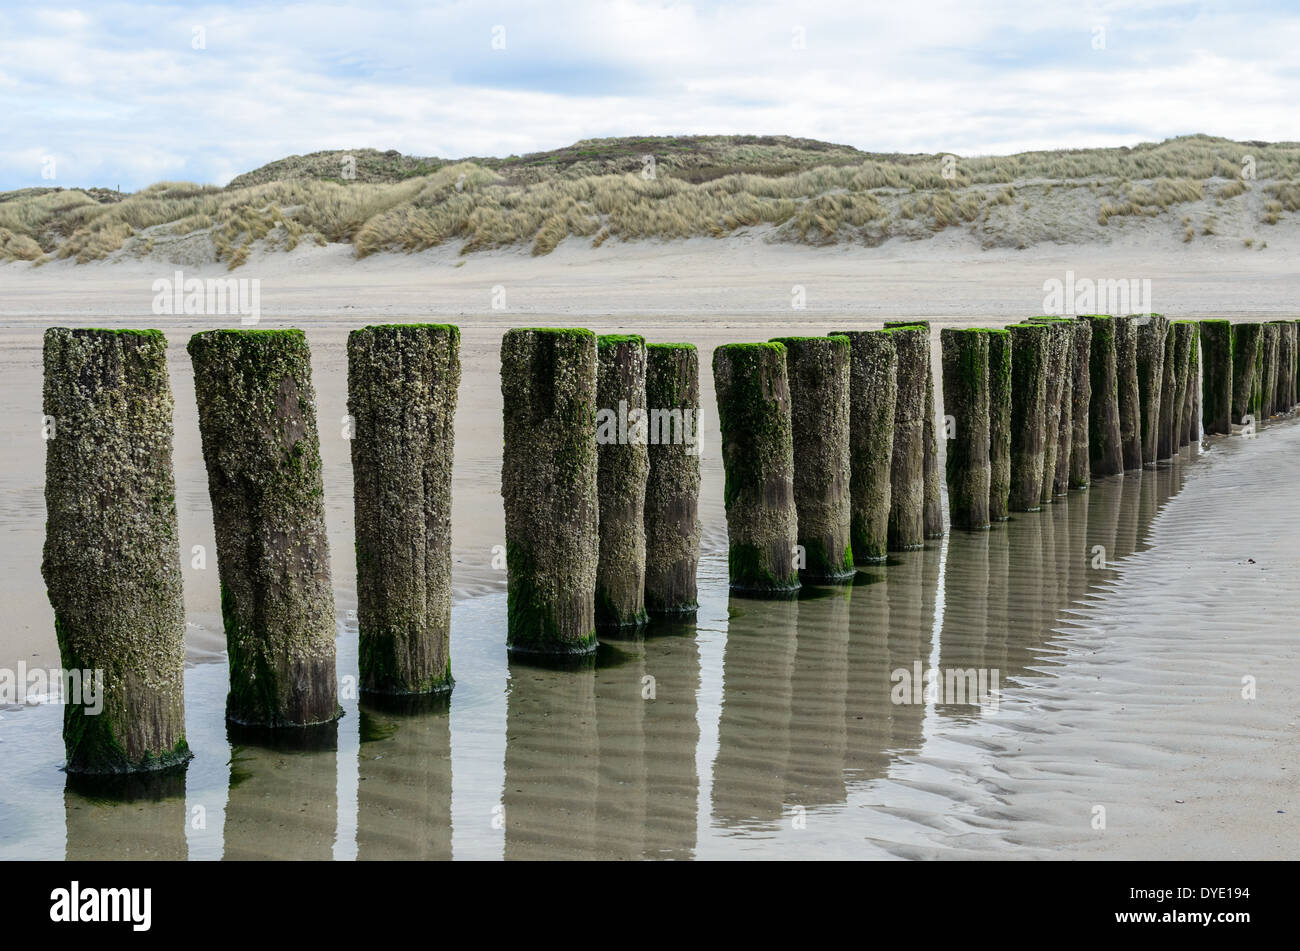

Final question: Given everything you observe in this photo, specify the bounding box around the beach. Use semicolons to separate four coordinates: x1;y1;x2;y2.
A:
1;240;1297;859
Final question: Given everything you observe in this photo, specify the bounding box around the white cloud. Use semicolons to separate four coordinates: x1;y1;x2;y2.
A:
1;0;1296;190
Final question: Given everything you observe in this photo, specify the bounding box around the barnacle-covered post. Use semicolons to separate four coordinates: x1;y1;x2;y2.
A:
885;320;942;538
595;334;650;628
1007;322;1049;512
1113;315;1143;470
940;328;990;530
835;329;897;562
1029;317;1073;500
987;328;1013;519
42;328;190;773
1155;321;1181;459
1231;322;1264;425
1181;323;1200;446
1198;320;1232;435
643;343;701;615
500;327;599;654
1261;322;1281;419
1136;314;1169;465
1082;315;1123;477
771;335;854;582
713;342;800;595
886;325;929;550
348;323;460;694
189;329;340;727
1068;318;1092;489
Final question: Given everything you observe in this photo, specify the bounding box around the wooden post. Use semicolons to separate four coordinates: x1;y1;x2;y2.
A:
940;328;991;530
643;343;701;615
189;329;340;727
713;342;800;595
42;328;190;773
772;336;854;582
500;328;599;655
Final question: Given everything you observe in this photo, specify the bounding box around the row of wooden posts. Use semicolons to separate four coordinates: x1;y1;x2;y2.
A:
40;317;1296;774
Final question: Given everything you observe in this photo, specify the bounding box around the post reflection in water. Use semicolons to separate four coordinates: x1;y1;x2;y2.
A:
221;727;339;860
356;696;452;861
500;621;701;860
64;771;189;860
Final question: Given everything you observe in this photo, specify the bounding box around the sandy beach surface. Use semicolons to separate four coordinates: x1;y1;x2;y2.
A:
1;240;1297;859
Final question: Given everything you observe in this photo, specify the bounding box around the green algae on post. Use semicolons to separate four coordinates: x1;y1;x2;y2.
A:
1155;320;1180;459
1231;322;1264;425
987;328;1013;520
347;323;460;695
1261;322;1281;419
1082;315;1123;477
1028;317;1074;500
1181;323;1200;446
1135;314;1169;466
595;334;650;628
1271;321;1295;417
188;329;340;728
834;329;897;562
772;335;854;583
42;328;191;774
713;342;799;596
1198;320;1232;435
643;343;701;615
940;328;991;530
1068;319;1092;489
1113;315;1143;470
500;328;600;653
885;325;929;550
1007;322;1048;512
885;320;942;538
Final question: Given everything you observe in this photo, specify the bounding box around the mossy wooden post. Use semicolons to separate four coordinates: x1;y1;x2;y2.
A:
643;343;701;615
1029;317;1073;500
1181;323;1200;446
886;326;928;550
1166;321;1193;451
189;329;339;727
1284;320;1294;410
1199;320;1232;435
500;328;599;654
1274;321;1295;415
1231;322;1264;425
940;328;991;530
1164;319;1185;459
1261;323;1280;419
835;329;897;562
1008;323;1048;512
885;320;942;538
41;328;190;774
1068;319;1092;489
987;328;1012;520
713;342;800;595
1136;314;1169;465
1082;316;1123;477
771;336;854;583
1112;316;1143;470
595;334;650;628
348;324;460;694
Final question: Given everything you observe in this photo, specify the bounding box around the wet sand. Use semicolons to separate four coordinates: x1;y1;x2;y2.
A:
1;248;1298;859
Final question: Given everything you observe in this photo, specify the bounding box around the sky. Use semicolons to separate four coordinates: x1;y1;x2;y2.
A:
2;0;1298;191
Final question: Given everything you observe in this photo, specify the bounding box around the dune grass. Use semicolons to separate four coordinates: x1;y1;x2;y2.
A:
4;134;1299;266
